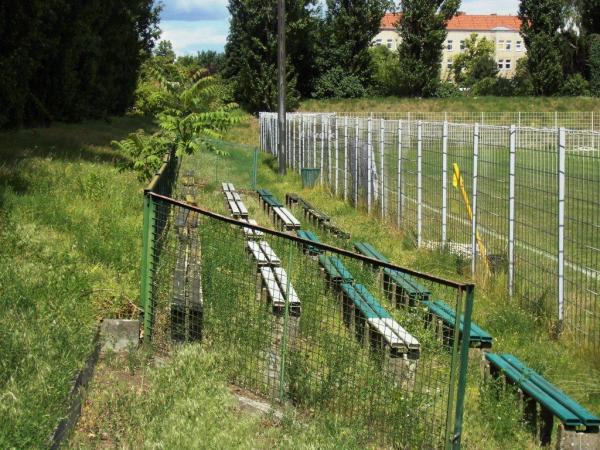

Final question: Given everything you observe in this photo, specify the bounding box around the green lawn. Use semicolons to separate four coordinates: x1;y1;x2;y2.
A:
0;117;153;448
300;96;600;113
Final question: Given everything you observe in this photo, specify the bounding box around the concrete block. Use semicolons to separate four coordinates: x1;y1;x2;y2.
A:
100;319;139;352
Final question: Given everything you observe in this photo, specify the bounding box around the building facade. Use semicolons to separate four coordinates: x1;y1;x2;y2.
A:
374;13;525;78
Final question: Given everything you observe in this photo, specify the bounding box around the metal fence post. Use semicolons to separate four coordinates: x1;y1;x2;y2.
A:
344;116;348;201
380;118;385;219
141;193;156;342
252;147;258;190
328;115;332;184
320;115;325;183
442;121;449;245
451;285;475;449
471;124;480;275
417;121;423;247
368;117;373;214
312;115;317;168
354;118;359;207
508;125;516;297
557;127;566;331
335;116;339;196
397;120;403;227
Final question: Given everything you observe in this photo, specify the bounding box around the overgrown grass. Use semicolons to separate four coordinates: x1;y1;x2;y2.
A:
175;132;599;449
0;117;154;448
300;96;600;113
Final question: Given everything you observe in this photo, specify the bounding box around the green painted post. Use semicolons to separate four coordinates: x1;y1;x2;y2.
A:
141;194;156;343
452;285;475;450
279;240;293;401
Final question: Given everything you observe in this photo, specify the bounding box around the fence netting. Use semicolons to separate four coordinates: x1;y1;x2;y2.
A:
142;185;473;448
260;112;600;349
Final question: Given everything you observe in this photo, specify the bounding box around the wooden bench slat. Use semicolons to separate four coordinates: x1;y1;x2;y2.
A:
258;241;281;265
273;267;301;306
260;267;285;307
222;182;230;192
247;241;269;265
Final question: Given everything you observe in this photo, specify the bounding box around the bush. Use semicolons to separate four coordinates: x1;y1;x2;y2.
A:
433;81;462;98
560;73;591;96
312;67;367;99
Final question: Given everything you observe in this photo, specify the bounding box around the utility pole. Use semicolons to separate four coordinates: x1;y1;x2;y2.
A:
277;0;286;175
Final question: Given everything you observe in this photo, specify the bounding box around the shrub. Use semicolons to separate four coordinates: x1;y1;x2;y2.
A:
560;73;591;96
512;58;534;95
312;67;367;99
433;81;462;98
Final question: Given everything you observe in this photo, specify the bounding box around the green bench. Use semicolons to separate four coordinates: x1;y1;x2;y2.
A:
486;353;599;444
340;283;420;358
422;300;493;349
297;230;323;255
257;188;283;212
354;242;430;305
318;255;354;284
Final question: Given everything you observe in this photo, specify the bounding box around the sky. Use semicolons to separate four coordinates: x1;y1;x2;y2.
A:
158;0;520;55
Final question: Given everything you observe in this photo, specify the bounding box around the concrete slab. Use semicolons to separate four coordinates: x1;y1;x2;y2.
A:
100;319;139;352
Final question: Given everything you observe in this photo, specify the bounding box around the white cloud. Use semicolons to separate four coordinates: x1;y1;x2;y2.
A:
161;0;228;20
459;0;519;15
160;20;228;54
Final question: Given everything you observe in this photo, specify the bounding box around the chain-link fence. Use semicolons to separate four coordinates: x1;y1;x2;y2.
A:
260;112;600;349
139;173;476;448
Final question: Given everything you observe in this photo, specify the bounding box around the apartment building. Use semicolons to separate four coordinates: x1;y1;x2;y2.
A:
374;12;525;78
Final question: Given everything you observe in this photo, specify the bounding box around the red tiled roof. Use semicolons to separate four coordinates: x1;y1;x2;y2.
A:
380;13;521;31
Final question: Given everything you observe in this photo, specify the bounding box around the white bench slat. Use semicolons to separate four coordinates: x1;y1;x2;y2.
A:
241;218;264;237
273;207;294;228
225;192;234;201
260;267;285;307
222;182;230;192
259;241;281;265
273;267;301;306
227;182;236;192
247;241;268;265
367;318;420;352
232;192;241;201
229;200;241;216
279;207;301;227
236;201;249;216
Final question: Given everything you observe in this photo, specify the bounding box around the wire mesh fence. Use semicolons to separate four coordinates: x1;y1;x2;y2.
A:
260;112;600;349
140;178;475;448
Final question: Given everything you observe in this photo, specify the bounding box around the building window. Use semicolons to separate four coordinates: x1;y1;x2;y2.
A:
498;39;504;49
505;59;512;69
460;40;465;51
498;59;504;70
375;39;382;46
516;40;523;51
447;40;453;51
387;39;393;49
447;60;453;69
506;40;511;50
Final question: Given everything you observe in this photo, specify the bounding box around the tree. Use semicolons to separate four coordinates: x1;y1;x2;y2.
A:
589;34;600;95
396;0;460;97
0;0;160;128
314;0;391;96
519;0;564;95
178;51;227;74
452;33;497;86
155;40;176;63
224;0;318;112
578;0;600;34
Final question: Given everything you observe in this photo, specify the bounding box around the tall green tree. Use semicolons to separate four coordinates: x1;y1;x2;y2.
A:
519;0;564;95
314;0;391;97
396;0;460;97
224;0;318;112
0;0;160;128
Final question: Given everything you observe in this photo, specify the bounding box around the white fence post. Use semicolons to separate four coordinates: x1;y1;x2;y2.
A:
441;121;448;245
397;120;403;227
344;116;348;201
335;117;339;196
417;121;423;247
354;118;359;207
380;118;385;220
557;127;566;328
327;115;332;184
367;117;373;214
320;115;325;184
300;115;304;171
312;115;317;168
508;125;517;297
471;124;480;275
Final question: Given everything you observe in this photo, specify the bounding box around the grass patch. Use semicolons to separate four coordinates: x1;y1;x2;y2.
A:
0;116;153;448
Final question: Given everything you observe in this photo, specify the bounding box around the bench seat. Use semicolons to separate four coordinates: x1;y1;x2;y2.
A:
341;283;420;357
354;241;389;263
273;206;300;230
423;300;493;348
240;218;264;238
319;255;354;284
260;266;301;316
247;240;281;266
297;230;323;255
486;353;599;440
383;268;430;305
